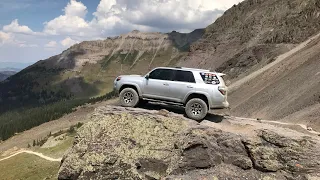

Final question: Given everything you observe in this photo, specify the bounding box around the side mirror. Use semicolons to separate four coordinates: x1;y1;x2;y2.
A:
145;75;149;80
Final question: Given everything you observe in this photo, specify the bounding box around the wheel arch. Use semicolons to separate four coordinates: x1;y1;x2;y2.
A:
184;93;210;109
119;84;142;97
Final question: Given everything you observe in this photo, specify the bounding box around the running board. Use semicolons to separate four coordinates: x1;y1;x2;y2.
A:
142;98;184;107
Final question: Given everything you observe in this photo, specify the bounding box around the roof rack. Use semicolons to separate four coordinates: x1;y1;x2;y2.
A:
175;67;210;72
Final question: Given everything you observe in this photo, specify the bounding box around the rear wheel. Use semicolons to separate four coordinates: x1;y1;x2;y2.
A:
119;88;139;107
185;98;208;121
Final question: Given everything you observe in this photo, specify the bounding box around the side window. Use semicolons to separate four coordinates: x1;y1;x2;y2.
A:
199;72;220;85
173;70;196;83
149;69;174;81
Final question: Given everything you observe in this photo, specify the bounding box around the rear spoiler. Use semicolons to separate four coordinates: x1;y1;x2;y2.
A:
216;73;226;77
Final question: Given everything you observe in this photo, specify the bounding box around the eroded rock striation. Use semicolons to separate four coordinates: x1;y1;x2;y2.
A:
58;106;320;180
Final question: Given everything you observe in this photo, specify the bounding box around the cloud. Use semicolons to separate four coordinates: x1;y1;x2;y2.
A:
64;0;88;18
90;0;243;33
3;19;35;35
42;0;243;39
0;0;244;63
60;37;79;47
45;41;57;48
0;31;11;45
43;0;91;37
19;43;38;48
0;30;39;48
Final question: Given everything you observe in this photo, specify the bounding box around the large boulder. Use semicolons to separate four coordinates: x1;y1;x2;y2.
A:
58;106;320;180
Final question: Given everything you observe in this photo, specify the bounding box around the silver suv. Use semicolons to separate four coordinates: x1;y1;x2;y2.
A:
113;67;229;120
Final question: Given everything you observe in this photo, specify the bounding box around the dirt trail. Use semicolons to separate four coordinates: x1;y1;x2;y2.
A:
229;116;320;135
0;150;61;162
229;32;320;92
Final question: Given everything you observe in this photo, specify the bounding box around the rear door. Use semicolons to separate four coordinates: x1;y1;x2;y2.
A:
142;68;174;100
167;70;196;102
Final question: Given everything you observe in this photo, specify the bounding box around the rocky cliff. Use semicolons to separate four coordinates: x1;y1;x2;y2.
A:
58;106;320;180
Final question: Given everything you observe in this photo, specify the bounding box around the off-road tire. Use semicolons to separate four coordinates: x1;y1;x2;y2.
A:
185;98;208;121
119;88;139;107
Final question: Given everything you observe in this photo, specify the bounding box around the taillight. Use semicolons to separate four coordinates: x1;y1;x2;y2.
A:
218;86;227;95
116;77;121;81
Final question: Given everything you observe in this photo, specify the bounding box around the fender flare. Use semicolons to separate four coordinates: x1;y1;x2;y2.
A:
183;91;212;108
119;83;142;97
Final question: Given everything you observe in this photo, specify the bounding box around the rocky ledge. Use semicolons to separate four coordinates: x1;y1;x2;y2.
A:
58;106;320;180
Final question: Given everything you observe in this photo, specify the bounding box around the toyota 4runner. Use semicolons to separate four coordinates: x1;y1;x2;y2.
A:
113;67;229;120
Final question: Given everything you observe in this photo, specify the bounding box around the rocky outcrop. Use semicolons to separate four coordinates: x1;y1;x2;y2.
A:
58;106;320;180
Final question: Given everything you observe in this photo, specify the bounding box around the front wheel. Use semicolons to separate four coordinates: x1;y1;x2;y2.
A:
185;98;208;121
119;88;139;107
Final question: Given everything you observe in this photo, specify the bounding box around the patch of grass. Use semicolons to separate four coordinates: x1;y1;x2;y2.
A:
0;90;116;142
36;122;84;158
167;53;187;67
37;136;74;158
100;54;117;69
0;153;59;180
119;50;140;65
0;98;88;141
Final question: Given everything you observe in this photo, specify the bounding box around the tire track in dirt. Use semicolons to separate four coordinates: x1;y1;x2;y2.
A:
0;150;61;162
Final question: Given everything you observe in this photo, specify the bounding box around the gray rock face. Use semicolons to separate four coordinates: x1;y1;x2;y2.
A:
58;106;320;180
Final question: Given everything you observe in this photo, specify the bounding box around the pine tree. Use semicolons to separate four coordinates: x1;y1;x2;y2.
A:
27;143;31;148
33;140;36;147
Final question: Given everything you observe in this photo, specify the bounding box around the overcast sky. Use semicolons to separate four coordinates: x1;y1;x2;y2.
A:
0;0;243;64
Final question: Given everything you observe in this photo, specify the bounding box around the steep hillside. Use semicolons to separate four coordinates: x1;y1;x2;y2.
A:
179;0;320;82
228;32;320;130
0;29;204;112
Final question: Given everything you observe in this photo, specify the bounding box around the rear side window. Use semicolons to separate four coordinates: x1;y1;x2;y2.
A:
149;69;174;81
173;70;196;83
199;72;220;85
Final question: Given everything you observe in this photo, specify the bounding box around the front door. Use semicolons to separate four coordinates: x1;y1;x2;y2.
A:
142;68;174;101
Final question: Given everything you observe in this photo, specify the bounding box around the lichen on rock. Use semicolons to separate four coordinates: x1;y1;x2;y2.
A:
58;106;320;180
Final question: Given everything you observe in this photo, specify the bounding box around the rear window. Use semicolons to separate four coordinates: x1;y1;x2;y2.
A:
199;72;220;85
174;70;196;83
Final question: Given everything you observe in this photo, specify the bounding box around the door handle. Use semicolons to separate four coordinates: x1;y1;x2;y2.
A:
163;83;169;86
187;85;194;88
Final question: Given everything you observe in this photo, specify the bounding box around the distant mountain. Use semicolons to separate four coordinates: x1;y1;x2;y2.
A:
0;71;16;81
0;67;21;72
0;62;33;70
